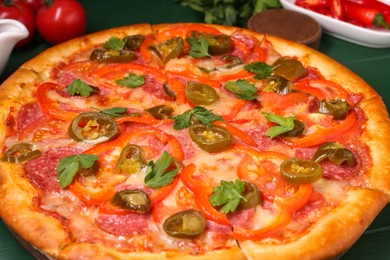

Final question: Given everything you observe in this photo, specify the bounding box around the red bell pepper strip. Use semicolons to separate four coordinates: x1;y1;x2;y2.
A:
345;0;390;13
330;0;344;20
115;114;161;125
213;121;257;146
149;175;179;206
343;1;390;29
287;110;357;148
233;206;291;240
84;126;184;161
233;183;313;240
180;164;230;225
154;24;222;43
296;0;330;8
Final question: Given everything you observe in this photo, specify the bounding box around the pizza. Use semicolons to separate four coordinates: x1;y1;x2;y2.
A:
0;23;389;259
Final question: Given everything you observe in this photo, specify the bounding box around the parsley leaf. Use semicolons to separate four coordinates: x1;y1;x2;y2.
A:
56;154;99;188
173;106;223;130
144;151;179;188
209;180;245;214
262;112;295;138
223;79;257;100
66;79;95;97
116;74;145;88
93;107;129;117
104;36;125;51
178;0;281;26
186;35;212;58
244;62;274;79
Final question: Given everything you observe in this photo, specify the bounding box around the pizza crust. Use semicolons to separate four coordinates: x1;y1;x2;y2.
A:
57;243;246;260
20;23;154;81
238;187;388;260
0;163;70;258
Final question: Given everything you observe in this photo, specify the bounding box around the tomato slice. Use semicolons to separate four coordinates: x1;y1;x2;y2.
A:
260;91;310;115
89;63;167;90
68;175;116;205
57;60;101;83
37;82;87;121
18;115;68;141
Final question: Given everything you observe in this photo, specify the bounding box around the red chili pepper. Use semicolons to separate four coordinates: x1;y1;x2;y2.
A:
345;0;390;13
295;0;330;8
330;0;344;20
343;1;390;29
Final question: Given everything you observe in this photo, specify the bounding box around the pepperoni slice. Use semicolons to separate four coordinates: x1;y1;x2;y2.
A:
24;147;81;192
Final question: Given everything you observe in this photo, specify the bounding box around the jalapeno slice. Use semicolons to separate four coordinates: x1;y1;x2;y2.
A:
145;105;174;120
311;142;356;166
272;57;307;82
124;34;145;51
278;120;305;137
90;49;136;63
237;181;262;210
111;189;150;213
69;112;118;144
221;55;243;69
163;83;176;101
280;158;322;184
3;143;42;163
185;81;219;105
116;145;147;174
163;209;206;239
150;37;184;64
263;75;292;95
201;33;233;55
189;124;232;153
78;159;99;176
319;99;350;120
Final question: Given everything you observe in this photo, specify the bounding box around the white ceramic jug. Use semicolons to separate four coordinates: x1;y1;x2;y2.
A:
0;19;29;75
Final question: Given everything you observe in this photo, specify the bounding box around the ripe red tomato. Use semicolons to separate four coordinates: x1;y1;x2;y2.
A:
0;0;35;47
36;0;87;45
23;0;44;13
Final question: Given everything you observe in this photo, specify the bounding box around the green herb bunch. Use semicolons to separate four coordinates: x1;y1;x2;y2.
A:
177;0;281;26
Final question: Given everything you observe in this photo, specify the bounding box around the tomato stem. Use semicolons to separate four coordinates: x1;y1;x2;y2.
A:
2;0;14;6
44;0;54;7
373;14;390;29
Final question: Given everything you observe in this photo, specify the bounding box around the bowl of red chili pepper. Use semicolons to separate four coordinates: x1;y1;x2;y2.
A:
280;0;390;48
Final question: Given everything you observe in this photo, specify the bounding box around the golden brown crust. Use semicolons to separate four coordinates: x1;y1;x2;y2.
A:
0;163;70;257
238;188;388;260
58;244;246;260
0;22;389;259
20;23;153;81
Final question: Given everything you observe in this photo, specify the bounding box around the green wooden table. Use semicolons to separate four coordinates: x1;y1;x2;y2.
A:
1;0;389;258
